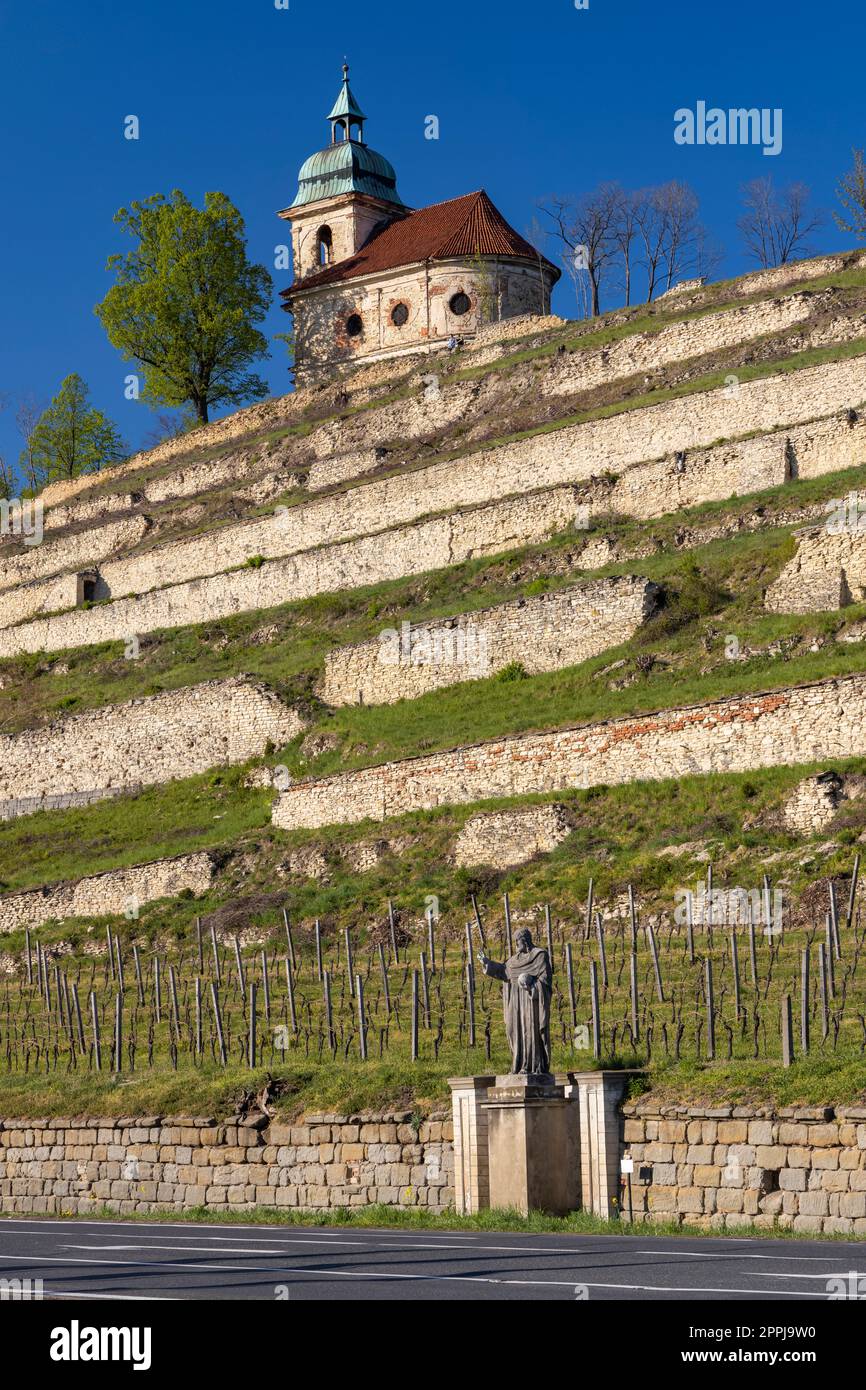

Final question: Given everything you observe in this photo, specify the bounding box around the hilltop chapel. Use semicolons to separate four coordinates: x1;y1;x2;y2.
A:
278;65;560;384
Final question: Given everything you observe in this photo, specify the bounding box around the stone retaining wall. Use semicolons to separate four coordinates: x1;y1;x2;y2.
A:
35;275;841;525
0;1111;454;1216
0;678;304;815
0;515;151;591
766;519;866;613
0;852;217;934
0;486;583;656
453;805;573;868
320;578;659;707
7;344;866;646
621;1100;866;1233
273;672;866;830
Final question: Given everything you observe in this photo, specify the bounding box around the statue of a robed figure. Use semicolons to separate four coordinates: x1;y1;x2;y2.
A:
478;928;553;1074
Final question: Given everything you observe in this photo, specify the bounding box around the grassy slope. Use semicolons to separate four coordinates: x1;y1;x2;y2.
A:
5;262;866;1117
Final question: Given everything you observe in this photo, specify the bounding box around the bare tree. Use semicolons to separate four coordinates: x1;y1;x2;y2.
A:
738;177;823;267
538;184;620;316
658;181;703;290
835;148;866;241
632;181;717;300
524;216;555;316
632;187;668;303
610;185;640;307
141;408;198;451
15;393;45;493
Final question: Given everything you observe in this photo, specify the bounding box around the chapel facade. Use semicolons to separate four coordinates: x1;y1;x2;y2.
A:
278;66;560;384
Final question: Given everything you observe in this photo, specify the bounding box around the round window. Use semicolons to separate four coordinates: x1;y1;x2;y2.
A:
390;302;409;327
346;313;363;338
449;291;471;316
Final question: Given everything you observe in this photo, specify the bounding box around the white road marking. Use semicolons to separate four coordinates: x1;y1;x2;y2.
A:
0;1251;822;1296
637;1248;850;1264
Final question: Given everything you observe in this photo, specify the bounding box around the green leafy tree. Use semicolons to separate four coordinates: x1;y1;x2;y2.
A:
24;374;126;484
95;190;273;424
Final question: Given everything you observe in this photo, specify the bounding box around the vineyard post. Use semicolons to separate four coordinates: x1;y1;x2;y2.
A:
210;982;227;1066
818;943;830;1041
590;960;601;1060
90;991;101;1072
800;947;810;1055
247;982;257;1069
356;974;367;1060
411;969;419;1061
781;994;794;1067
705;958;715;1061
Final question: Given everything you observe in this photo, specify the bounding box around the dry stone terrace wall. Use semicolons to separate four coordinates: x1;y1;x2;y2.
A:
622;1101;866;1233
0;486;583;657
0;852;217;934
0;1112;454;1215
273;672;866;830
0;678;304;817
7;349;866;647
33;278;855;531
0;515;151;591
766;521;866;613
320;578;659;707
30;248;864;521
453;805;573;868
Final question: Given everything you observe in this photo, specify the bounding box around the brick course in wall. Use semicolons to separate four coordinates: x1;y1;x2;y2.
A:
621;1101;866;1233
273;672;866;830
320;578;659;707
0;1111;454;1216
0;678;304;817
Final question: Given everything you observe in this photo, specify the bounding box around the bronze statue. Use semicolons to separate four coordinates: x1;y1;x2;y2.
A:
478;927;552;1075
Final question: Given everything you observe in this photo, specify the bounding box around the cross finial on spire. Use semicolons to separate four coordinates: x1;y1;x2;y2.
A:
343;59;349;80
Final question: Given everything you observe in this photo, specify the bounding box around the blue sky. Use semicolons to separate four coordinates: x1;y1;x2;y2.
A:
1;0;864;477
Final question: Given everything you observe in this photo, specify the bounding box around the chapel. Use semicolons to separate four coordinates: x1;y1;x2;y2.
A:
278;65;560;382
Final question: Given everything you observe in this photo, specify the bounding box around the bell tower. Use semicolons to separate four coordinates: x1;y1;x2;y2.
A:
278;63;408;283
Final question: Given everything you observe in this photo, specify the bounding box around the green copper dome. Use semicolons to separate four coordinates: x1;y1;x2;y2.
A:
291;64;403;209
292;140;401;208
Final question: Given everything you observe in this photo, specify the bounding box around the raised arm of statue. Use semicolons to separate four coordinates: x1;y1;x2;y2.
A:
478;951;507;982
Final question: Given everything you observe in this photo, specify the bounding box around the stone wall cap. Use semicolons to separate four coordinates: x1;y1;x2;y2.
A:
447;1075;497;1090
162;1113;215;1127
836;1106;866;1120
777;1106;834;1121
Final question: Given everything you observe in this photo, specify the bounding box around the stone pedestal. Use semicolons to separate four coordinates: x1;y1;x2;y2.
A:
558;1070;641;1220
448;1075;496;1214
482;1074;580;1217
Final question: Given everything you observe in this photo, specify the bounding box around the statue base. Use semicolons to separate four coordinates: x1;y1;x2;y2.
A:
481;1073;580;1216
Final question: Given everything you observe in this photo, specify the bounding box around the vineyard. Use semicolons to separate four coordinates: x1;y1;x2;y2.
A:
2;855;865;1119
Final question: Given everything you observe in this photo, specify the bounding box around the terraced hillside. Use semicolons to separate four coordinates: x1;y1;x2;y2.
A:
5;250;866;1120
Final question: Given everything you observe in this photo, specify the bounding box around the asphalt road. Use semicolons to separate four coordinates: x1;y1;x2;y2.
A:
0;1217;864;1300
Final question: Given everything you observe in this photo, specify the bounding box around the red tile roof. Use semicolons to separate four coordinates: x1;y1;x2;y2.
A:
282;189;559;296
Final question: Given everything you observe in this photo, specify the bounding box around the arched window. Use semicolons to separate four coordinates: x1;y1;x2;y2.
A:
449;291;471;317
317;226;333;266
